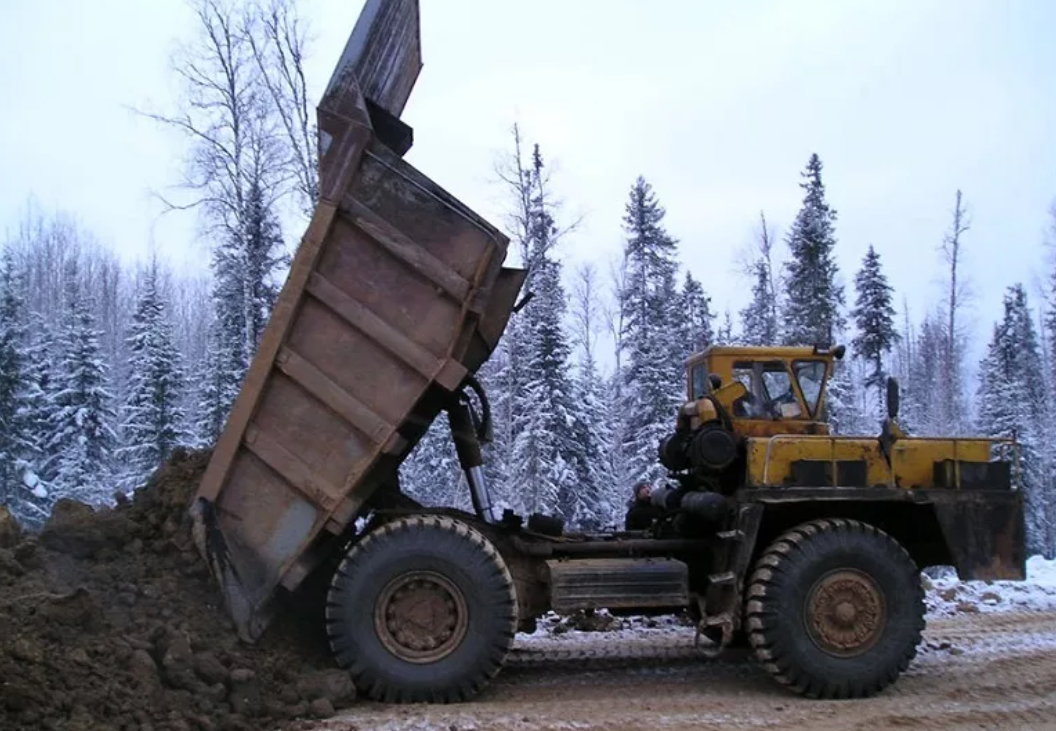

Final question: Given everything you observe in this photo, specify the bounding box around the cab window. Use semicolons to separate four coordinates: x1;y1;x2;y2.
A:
731;361;802;419
691;365;709;399
760;362;801;418
794;360;827;416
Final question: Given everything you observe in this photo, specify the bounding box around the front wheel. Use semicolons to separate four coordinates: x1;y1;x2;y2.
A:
745;518;925;699
326;515;517;703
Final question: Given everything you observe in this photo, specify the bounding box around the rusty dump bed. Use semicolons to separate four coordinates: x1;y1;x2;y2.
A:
190;0;525;641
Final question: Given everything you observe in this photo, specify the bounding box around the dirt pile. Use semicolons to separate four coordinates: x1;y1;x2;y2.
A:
0;448;354;731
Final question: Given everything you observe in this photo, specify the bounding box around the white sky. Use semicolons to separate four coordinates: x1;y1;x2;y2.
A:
2;0;1056;363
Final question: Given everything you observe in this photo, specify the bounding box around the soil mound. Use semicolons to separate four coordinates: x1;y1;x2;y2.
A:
0;448;352;731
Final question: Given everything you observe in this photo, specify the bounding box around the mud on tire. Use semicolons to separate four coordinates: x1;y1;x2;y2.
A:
326;515;517;703
745;518;925;699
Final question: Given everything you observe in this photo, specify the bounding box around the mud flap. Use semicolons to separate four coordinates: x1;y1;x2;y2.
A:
932;491;1026;581
188;498;272;642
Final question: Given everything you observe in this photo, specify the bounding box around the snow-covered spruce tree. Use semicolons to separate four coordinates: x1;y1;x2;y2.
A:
399;419;468;511
901;315;945;436
716;309;737;345
741;261;778;346
679;272;715;360
0;249;48;520
475;335;516;508
739;211;780;346
825;347;867;435
0;249;27;495
976;283;1050;557
507;145;585;521
204;179;286;415
44;261;118;504
1044;222;1056;554
240;178;285;353
569;263;614;530
851;245;898;419
195;183;284;447
781;154;845;346
19;313;59;509
194;320;236;446
116;260;188;492
475;124;544;513
619;176;683;487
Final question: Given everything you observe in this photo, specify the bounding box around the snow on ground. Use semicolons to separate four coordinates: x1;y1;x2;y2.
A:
925;555;1056;617
514;611;696;653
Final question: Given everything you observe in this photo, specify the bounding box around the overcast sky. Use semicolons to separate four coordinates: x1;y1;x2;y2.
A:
2;0;1055;364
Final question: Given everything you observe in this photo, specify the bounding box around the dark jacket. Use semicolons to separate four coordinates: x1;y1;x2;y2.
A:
624;496;664;531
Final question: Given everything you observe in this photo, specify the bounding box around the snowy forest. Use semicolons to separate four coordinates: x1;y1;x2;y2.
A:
1;0;1055;560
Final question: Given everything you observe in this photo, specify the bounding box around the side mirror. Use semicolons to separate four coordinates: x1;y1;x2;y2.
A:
886;377;900;420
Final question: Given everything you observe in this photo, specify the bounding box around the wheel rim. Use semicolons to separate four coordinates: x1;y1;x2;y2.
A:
374;570;469;664
805;568;886;658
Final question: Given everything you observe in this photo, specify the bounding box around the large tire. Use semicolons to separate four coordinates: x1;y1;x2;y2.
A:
745;518;925;699
326;515;517;703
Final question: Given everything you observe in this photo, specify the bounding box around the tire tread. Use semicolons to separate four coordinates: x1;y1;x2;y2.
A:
325;515;517;703
746;518;925;699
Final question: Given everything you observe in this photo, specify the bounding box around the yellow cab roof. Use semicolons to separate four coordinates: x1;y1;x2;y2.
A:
686;345;840;365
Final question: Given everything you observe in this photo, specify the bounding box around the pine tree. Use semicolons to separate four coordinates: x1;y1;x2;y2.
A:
568;264;612;530
0;249;46;517
198;179;286;440
194;321;237;445
1044;226;1056;554
976;284;1050;557
826;352;867;435
740;211;780;346
901;315;945;436
507;145;584;520
475;124;538;512
716;309;736;345
851;245;899;417
21;313;58;498
117;260;188;492
741;260;779;345
781;154;845;346
241;179;285;351
45;261;118;504
679;272;715;358
400;420;468;511
619;176;683;486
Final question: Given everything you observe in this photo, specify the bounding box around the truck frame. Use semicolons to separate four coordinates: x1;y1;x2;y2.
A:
189;0;1025;705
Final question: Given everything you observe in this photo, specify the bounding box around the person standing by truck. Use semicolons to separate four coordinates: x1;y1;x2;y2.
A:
625;482;664;530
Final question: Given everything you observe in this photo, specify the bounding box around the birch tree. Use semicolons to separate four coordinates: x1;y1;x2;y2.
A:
938;190;971;433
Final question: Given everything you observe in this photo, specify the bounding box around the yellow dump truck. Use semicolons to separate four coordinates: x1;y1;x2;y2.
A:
190;0;1025;705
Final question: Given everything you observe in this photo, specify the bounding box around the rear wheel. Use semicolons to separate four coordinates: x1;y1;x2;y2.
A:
326;515;517;703
745;518;924;698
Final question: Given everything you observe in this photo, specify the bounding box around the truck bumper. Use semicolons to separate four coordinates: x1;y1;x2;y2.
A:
931;489;1026;581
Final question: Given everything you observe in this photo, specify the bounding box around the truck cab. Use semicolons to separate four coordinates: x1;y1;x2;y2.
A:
684;344;843;437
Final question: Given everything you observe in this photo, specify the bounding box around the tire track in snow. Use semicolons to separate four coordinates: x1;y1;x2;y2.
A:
313;609;1056;731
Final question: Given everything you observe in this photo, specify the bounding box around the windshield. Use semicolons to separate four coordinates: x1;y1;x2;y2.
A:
731;361;803;419
794;360;827;415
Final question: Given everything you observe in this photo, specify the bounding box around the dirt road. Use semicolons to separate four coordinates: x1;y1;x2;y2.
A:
314;609;1056;731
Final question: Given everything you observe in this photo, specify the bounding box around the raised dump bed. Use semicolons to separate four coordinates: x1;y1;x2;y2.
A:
190;0;524;641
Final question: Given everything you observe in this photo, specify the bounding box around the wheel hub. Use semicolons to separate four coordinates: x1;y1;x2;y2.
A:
374;571;469;663
805;569;886;657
